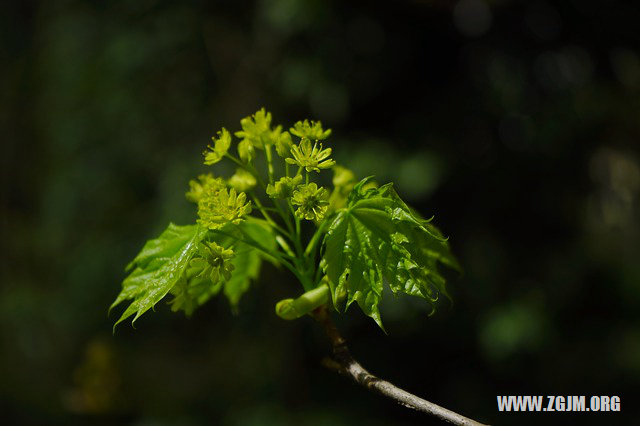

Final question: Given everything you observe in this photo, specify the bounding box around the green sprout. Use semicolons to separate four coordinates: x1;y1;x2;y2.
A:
197;187;252;230
112;108;459;330
109;109;483;425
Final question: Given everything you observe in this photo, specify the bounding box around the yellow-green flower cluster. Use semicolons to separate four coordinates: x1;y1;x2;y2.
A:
191;241;235;284
266;175;302;199
231;108;295;162
291;183;330;221
290;120;332;140
193;108;340;226
186;173;226;203
197;187;252;230
235;108;273;148
286;139;335;172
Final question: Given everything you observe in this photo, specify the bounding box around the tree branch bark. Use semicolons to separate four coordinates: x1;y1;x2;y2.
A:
311;306;488;426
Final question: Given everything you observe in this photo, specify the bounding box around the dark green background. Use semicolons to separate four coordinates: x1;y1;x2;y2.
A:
2;0;639;424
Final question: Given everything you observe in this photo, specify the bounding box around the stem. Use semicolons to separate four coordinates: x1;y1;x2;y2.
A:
313;259;324;285
211;228;269;256
225;153;267;189
225;153;254;175
250;194;291;238
311;307;489;426
259;206;280;213
290;201;301;244
304;219;330;286
281;198;312;290
304;218;330;256
212;228;293;271
225;152;245;169
276;235;296;258
265;144;275;184
272;199;295;242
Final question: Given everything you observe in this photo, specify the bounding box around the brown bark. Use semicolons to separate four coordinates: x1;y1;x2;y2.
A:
312;306;488;426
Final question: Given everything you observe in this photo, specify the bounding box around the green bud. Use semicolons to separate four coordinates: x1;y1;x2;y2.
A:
228;168;257;192
275;284;330;320
266;175;303;199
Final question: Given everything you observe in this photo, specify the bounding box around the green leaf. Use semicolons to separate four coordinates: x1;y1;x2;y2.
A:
111;223;207;328
124;223;198;272
163;236;261;315
168;271;223;317
321;177;459;329
112;219;278;327
223;244;261;309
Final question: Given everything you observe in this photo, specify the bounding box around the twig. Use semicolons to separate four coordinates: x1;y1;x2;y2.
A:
311;306;488;426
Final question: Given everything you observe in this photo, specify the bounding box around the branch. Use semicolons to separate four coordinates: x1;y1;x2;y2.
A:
311;306;488;426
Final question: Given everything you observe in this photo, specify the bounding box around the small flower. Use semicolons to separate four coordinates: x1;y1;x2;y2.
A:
228;168;257;192
237;139;255;163
235;108;274;148
285;139;335;172
328;165;357;210
291;183;330;221
204;128;232;165
186;173;226;203
290;119;332;140
168;276;198;315
274;129;293;158
190;241;235;284
332;165;356;193
266;175;303;199
198;187;252;229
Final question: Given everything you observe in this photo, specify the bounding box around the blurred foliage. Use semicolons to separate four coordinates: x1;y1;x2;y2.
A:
1;0;639;424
